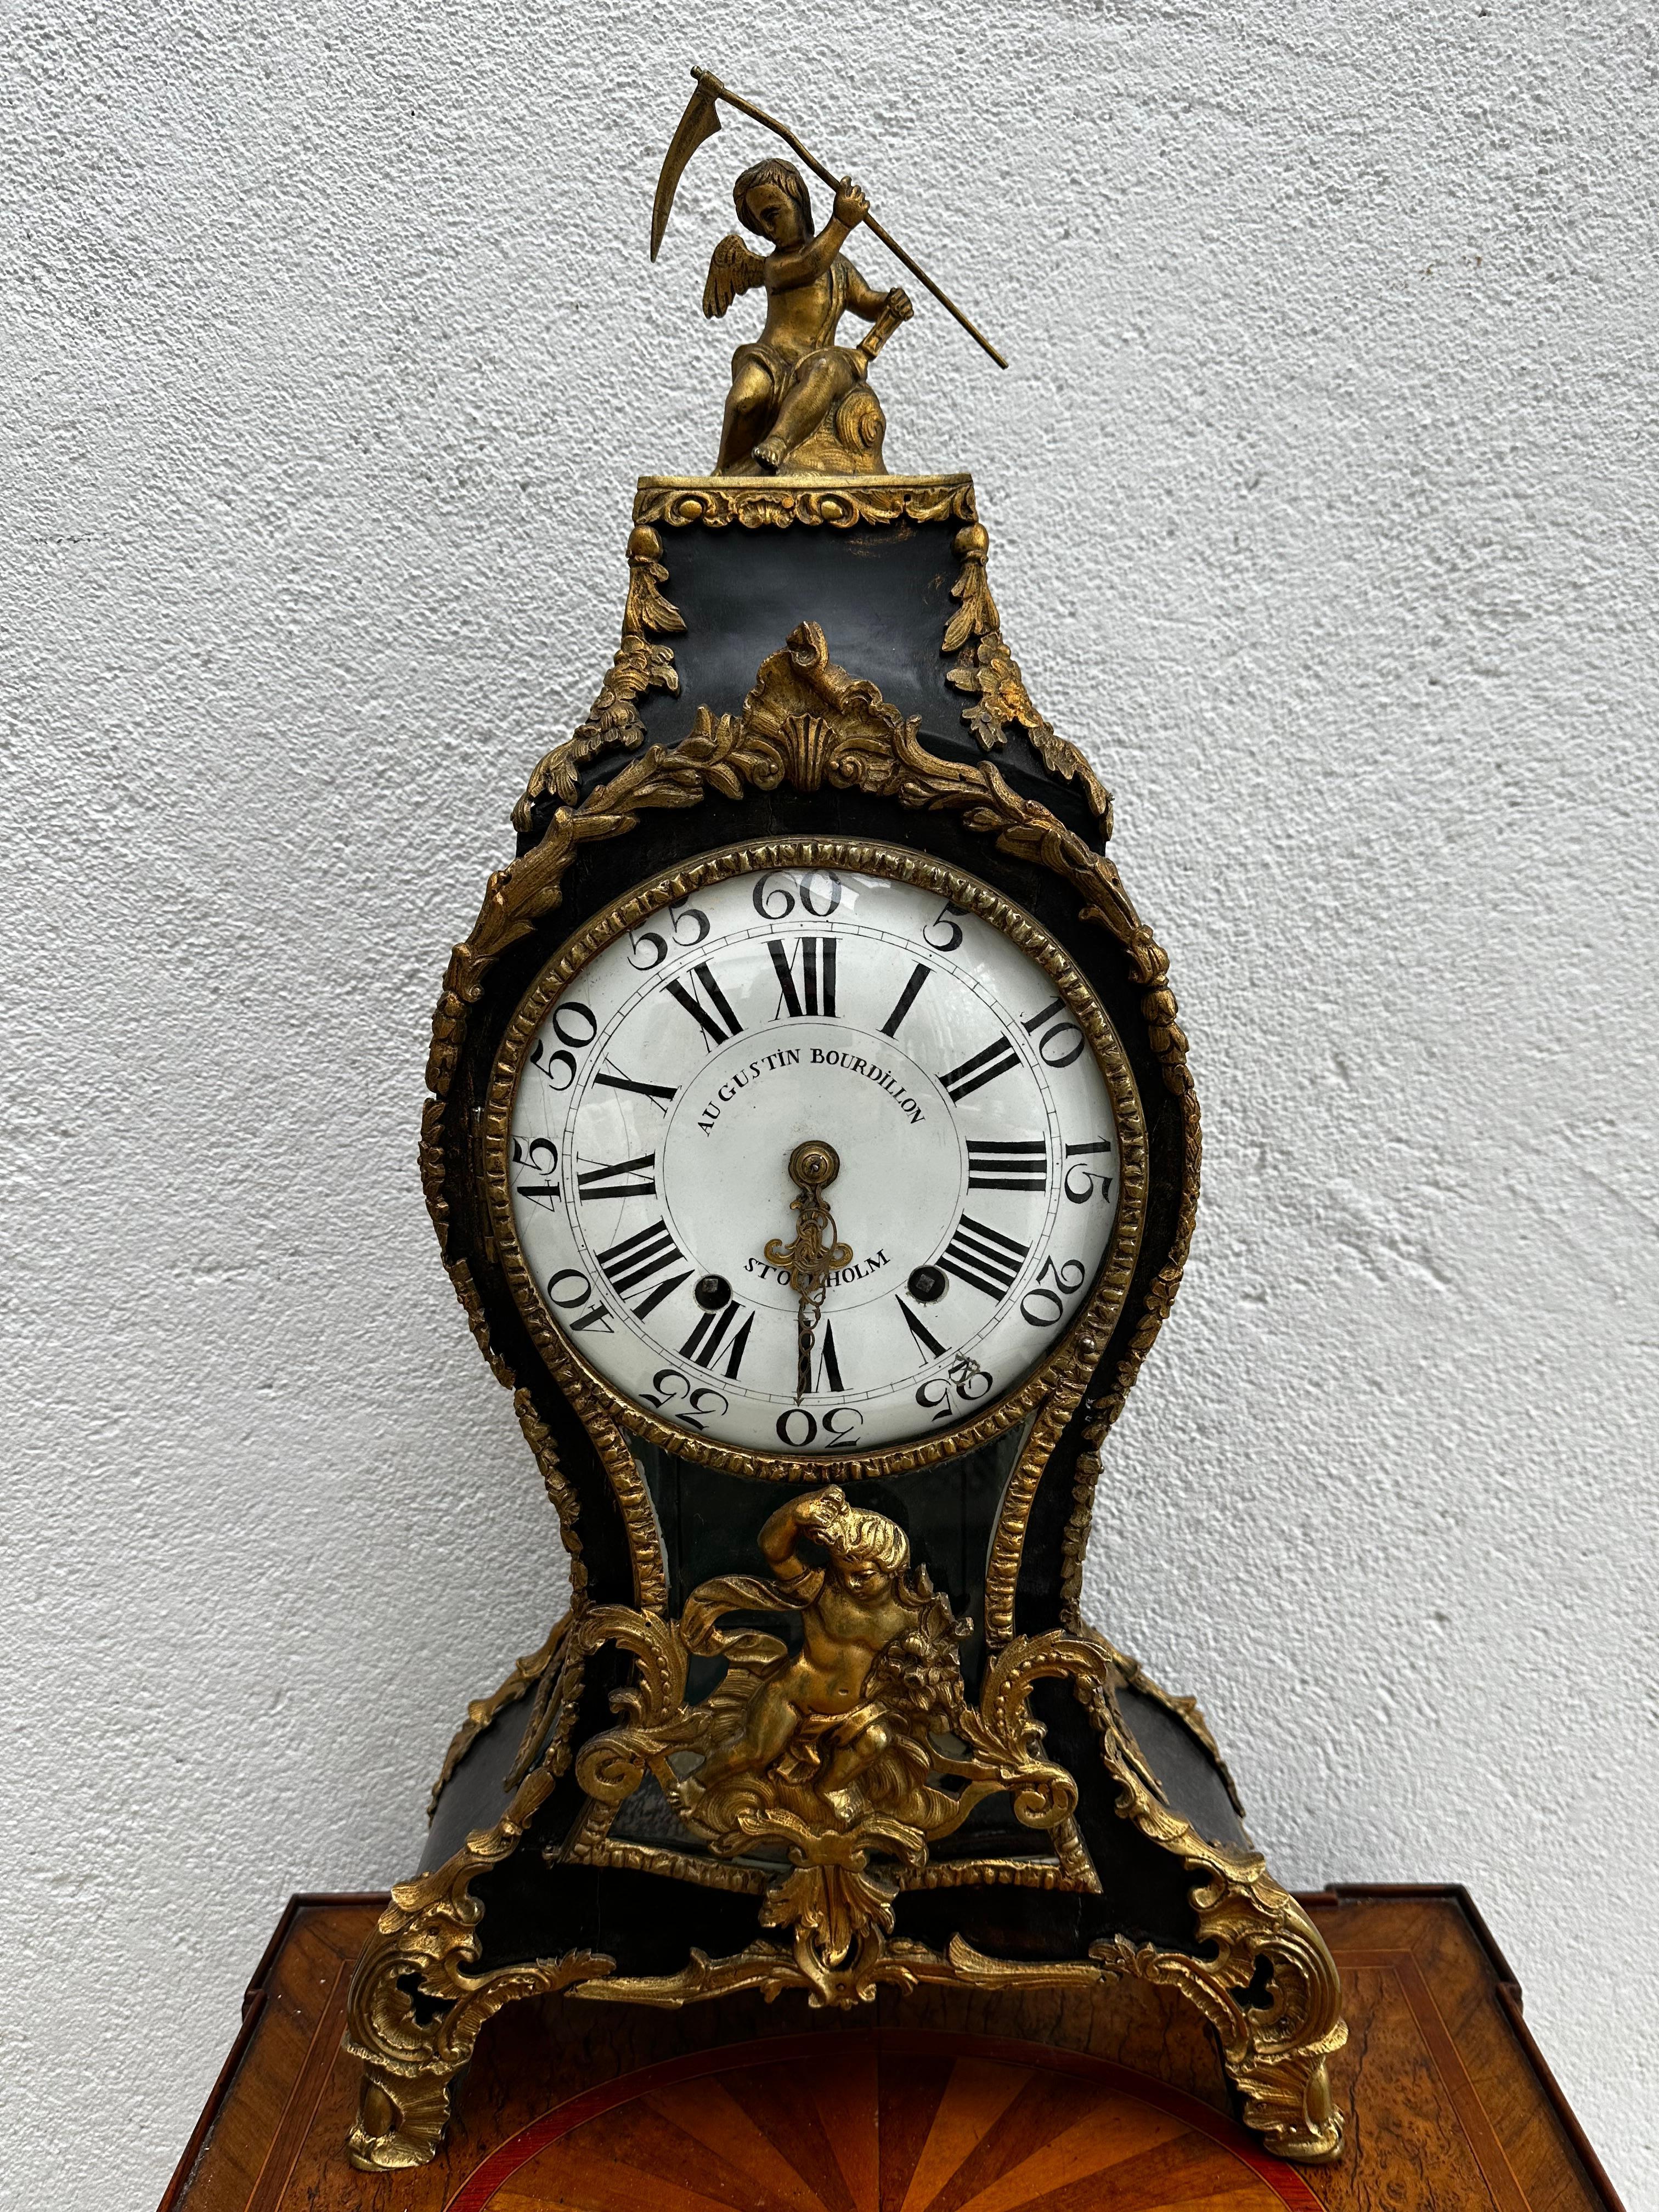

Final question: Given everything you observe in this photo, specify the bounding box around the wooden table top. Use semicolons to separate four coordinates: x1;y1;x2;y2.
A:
161;1886;1623;2212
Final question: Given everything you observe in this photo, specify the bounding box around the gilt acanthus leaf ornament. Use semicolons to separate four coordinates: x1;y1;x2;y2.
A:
514;524;685;827
942;521;1113;829
560;1489;1087;2004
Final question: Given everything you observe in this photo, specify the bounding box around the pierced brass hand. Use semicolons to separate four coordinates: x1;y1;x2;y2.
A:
763;1139;853;1401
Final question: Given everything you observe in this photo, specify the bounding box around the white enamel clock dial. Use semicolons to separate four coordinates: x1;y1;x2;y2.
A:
499;851;1137;1459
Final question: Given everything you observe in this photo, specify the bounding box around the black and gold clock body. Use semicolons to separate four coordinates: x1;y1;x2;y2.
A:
346;479;1346;2176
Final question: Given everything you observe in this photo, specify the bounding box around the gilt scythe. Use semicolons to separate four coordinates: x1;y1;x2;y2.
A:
651;65;1008;370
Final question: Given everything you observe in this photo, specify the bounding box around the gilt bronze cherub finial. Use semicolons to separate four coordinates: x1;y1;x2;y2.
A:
651;66;1007;477
704;160;911;474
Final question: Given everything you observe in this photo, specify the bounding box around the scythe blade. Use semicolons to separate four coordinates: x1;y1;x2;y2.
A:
650;76;722;261
647;63;1008;366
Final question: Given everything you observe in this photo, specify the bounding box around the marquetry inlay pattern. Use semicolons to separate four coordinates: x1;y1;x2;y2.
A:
443;2035;1316;2212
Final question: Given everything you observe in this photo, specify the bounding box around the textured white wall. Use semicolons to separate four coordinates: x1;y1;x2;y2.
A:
5;4;1655;2204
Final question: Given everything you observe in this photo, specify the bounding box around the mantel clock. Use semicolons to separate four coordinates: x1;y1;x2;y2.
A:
345;67;1348;2174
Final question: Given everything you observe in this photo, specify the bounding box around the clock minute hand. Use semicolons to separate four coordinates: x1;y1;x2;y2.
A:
762;1139;853;1403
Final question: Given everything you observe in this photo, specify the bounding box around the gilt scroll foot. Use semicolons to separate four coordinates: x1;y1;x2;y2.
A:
347;2056;466;2172
1102;1874;1346;2164
1235;2049;1343;2165
342;1859;614;2170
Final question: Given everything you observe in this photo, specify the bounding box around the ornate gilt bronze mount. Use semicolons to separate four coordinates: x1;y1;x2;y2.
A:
344;480;1347;2176
514;476;1109;832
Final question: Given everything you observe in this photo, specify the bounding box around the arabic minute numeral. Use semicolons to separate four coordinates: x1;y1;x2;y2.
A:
1022;996;1087;1068
1063;1139;1115;1204
511;1135;561;1207
544;1267;612;1333
1020;1254;1088;1328
528;1000;596;1090
639;1367;729;1431
922;899;968;952
946;1351;993;1401
753;868;844;921
915;1355;990;1422
628;895;710;970
916;1375;953;1423
776;1403;864;1447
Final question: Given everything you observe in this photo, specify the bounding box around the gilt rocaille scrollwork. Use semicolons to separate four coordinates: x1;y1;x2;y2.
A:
633;471;977;532
1069;1662;1344;2161
354;605;1351;2174
514;525;685;828
349;1560;1178;2171
344;1629;607;2171
942;521;1114;831
516;490;1113;842
431;618;1173;1066
346;1904;608;2171
560;1610;1344;2163
357;1497;1343;2166
563;1491;1090;2005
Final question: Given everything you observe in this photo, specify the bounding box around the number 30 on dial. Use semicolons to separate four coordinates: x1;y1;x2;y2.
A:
488;844;1146;1468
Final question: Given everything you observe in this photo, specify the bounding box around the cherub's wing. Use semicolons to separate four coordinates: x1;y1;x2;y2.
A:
703;232;766;319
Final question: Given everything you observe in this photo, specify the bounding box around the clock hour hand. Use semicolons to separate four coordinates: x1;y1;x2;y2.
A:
762;1139;853;1402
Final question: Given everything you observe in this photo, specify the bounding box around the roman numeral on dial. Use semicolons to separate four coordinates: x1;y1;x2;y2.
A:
806;1322;844;1395
880;962;931;1038
895;1296;947;1362
966;1139;1046;1190
768;936;837;1018
593;1060;678;1113
938;1215;1031;1301
680;1299;754;1379
576;1153;657;1201
596;1219;691;1318
665;962;743;1048
939;1036;1021;1102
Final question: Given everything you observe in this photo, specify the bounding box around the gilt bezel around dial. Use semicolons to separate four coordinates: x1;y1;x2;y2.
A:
482;839;1148;1479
